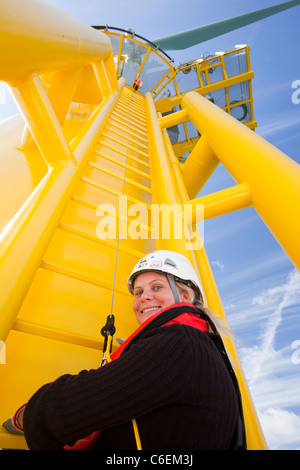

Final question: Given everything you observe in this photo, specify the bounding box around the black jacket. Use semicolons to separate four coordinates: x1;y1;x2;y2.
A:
23;304;246;450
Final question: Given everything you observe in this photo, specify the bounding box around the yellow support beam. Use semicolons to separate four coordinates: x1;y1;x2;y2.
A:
158;109;189;129
0;0;111;82
10;74;77;167
46;67;84;127
183;182;252;221
93;61;112;99
181;133;219;198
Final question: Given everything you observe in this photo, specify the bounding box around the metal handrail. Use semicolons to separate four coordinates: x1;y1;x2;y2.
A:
92;25;174;62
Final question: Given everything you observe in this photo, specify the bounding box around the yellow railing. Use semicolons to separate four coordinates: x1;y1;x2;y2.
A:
155;46;255;123
153;45;256;161
100;30;256;159
0;0;123;344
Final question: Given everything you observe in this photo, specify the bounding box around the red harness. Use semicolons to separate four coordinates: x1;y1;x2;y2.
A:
64;303;207;450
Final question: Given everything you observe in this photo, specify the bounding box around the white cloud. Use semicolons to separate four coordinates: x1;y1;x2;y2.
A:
253;80;292;103
211;259;225;271
248;269;300;385
217;251;291;307
240;345;300;408
258;408;300;450
236;269;300;449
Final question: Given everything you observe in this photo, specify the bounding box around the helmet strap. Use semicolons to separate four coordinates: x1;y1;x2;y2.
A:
166;273;180;304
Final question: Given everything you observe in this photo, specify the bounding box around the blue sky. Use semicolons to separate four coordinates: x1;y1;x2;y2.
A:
1;0;300;450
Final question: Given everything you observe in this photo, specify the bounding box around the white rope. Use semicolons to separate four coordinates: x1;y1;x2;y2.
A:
109;91;138;318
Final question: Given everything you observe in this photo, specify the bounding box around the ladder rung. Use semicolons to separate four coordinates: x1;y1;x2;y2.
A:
79;177;151;209
99;133;149;158
112;108;146;127
114;104;146;123
61;206;153;237
13;318;102;351
115;96;146;111
108;116;147;138
106;120;148;143
105;125;148;150
41;260;129;295
111;110;147;133
92;150;151;179
95;141;150;167
58;221;148;256
118;96;145;112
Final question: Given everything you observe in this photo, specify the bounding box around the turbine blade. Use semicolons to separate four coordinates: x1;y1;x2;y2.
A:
152;0;300;50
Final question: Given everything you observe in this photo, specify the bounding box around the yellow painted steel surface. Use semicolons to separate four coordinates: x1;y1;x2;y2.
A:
1;0;299;452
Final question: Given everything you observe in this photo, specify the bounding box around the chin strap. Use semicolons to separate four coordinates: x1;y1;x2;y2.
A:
166;273;180;304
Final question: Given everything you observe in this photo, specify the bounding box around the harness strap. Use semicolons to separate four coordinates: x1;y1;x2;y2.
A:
120;304;212;355
166;273;180;303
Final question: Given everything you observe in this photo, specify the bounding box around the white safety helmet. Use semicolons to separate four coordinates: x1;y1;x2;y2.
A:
127;250;203;305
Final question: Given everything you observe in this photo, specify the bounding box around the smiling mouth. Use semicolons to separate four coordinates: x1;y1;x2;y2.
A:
141;306;161;314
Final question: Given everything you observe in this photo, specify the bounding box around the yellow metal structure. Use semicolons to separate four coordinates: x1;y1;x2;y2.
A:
1;0;299;451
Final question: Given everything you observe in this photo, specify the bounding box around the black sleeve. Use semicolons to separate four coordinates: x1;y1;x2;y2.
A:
23;326;194;449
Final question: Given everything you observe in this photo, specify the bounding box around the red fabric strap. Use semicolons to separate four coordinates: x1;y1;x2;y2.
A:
64;303;207;450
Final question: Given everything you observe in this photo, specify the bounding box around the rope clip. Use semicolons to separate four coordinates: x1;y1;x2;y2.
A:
99;315;116;367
